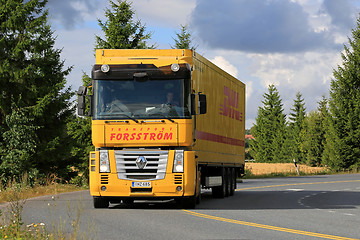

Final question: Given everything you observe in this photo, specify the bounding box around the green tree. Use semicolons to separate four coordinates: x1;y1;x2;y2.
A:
323;15;360;171
67;74;92;185
288;92;306;162
251;85;288;162
171;24;197;50
301;99;327;167
0;105;38;184
95;0;154;49
0;0;73;182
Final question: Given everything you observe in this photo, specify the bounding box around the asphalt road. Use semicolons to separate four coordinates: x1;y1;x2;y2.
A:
7;174;360;239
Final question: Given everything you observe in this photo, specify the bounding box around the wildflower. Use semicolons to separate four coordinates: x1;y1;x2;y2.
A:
40;223;45;226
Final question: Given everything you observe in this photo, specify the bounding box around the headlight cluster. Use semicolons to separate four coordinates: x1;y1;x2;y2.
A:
99;150;110;173
173;150;184;173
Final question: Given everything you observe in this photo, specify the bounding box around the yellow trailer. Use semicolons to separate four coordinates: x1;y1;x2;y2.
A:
78;49;245;208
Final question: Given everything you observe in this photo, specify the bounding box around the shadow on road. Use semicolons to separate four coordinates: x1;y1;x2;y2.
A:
107;189;360;210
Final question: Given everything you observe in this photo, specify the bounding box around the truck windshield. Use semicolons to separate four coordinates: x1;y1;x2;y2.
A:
93;79;191;120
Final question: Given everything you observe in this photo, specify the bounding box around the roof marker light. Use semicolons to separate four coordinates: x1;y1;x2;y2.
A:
171;63;180;72
101;64;110;73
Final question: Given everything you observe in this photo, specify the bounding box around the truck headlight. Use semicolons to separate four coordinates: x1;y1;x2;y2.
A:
99;150;110;173
173;150;184;173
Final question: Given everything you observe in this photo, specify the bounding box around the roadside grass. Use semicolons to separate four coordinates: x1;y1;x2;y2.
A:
243;168;331;179
0;175;87;204
243;162;359;179
0;176;91;239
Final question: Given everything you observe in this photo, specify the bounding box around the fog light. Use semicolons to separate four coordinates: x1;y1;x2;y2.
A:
101;186;107;191
176;186;182;191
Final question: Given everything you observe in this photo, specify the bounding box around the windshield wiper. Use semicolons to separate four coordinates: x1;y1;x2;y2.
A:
148;113;175;123
103;113;139;123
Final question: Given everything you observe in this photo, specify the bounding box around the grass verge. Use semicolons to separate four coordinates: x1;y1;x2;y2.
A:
0;177;90;239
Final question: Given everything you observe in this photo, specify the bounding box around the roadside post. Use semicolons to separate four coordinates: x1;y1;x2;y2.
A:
293;159;300;176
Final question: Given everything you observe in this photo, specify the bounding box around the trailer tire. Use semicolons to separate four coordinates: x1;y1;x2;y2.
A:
212;168;226;198
93;196;109;209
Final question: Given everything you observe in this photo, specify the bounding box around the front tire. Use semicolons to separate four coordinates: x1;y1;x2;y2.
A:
177;196;196;209
93;196;109;209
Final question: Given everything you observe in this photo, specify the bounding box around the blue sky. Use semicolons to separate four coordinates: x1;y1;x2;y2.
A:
47;0;360;129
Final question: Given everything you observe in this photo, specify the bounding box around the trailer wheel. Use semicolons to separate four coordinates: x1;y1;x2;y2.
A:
93;196;109;209
212;168;226;198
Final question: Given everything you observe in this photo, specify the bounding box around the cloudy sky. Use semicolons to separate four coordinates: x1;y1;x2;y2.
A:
47;0;360;129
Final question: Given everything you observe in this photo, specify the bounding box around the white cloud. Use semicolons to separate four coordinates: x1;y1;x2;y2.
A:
248;51;339;90
245;81;254;102
132;0;196;28
54;27;101;88
210;56;239;78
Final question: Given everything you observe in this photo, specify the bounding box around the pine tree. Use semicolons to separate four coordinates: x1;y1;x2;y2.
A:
171;24;197;50
67;74;92;185
251;85;288;162
0;0;73;182
288;92;306;162
302;111;325;167
323;15;360;171
95;0;154;49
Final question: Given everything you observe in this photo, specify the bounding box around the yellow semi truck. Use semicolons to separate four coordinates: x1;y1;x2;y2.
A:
77;49;245;208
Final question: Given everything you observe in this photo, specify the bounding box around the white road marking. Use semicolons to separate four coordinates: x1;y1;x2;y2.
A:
286;189;304;191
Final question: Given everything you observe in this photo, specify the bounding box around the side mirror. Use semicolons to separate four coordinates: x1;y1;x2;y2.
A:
198;94;207;115
77;86;87;116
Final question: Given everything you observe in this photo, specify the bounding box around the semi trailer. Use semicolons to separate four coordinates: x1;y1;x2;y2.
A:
77;49;245;208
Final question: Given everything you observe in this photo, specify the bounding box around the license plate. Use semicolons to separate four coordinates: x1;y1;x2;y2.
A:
132;182;151;188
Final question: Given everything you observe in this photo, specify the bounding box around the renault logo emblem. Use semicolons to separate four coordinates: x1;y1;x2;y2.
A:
136;156;147;169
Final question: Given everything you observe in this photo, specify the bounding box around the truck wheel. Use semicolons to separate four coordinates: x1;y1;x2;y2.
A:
93;196;109;209
176;196;196;209
212;168;226;198
196;170;201;204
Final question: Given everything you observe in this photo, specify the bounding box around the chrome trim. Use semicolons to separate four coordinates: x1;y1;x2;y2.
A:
115;150;168;180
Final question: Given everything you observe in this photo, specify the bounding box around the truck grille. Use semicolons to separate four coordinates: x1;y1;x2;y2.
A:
115;150;168;180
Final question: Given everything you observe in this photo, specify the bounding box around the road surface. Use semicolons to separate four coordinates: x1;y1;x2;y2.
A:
9;174;360;239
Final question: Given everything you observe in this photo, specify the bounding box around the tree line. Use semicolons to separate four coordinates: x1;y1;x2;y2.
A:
250;17;360;171
1;0;359;186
